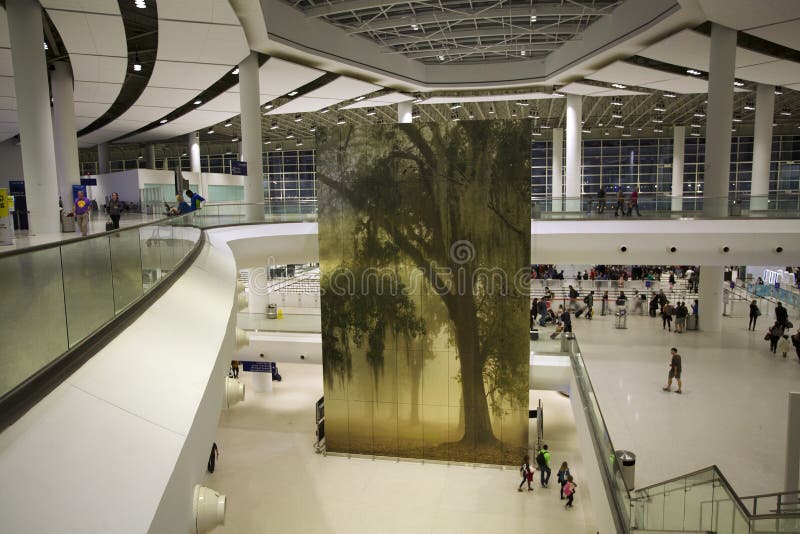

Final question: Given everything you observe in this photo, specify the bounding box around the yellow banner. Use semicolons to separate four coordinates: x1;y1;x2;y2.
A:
0;189;8;218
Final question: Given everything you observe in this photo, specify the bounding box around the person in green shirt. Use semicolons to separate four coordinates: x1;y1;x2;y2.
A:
536;444;551;487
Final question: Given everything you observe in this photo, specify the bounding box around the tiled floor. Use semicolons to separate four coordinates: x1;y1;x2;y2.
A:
207;364;596;534
567;307;800;496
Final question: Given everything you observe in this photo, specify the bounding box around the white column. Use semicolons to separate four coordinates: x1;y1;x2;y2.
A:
703;23;737;218
787;392;800;494
699;266;724;332
397;101;412;123
751;84;775;211
7;0;60;235
671;126;685;211
145;144;156;169
188;131;201;173
239;52;264;220
565;94;582;212
97;143;109;174
50;61;80;210
551;128;563;212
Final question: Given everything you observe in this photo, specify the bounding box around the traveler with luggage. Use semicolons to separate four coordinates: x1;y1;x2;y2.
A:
536;445;551;488
518;454;533;492
106;192;123;230
748;300;761;331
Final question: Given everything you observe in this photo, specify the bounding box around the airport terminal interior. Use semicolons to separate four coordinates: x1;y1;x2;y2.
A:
1;0;800;533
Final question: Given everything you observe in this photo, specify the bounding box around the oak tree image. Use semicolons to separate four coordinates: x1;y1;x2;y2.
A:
317;120;530;463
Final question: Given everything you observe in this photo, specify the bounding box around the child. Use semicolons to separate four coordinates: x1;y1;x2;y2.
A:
779;334;791;359
557;461;571;499
518;454;533;492
563;475;577;508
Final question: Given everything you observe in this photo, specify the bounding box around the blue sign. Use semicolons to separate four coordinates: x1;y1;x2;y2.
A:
71;184;87;202
230;160;247;176
241;361;274;373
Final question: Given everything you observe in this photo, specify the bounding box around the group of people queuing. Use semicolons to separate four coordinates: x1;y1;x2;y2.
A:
518;445;578;508
595;187;641;217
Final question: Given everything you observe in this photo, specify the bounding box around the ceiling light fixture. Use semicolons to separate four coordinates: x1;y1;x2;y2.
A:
438;55;445;62
582;127;591;134
488;105;495;114
159;119;168;124
43;42;48;50
276;144;283;151
450;102;462;110
413;97;424;104
621;128;632;137
611;96;623;106
744;99;755;111
781;106;792;116
193;99;202;105
231;137;239;142
511;110;518;117
451;111;460;121
320;107;331;114
732;112;742;122
412;108;421;119
354;96;366;102
181;152;187;156
541;121;551;129
133;52;142;72
232;67;239;75
264;104;274;110
270;121;278;130
288;91;298;97
687;69;702;76
733;80;745;87
137;154;143;159
652;115;663;123
521;50;527;57
207;129;214;134
516;100;530;106
224;122;232;127
366;107;376;116
337;116;346;125
690;130;700;136
294;113;303;122
134;0;146;8
613;123;625;129
264;139;272;145
775;86;784;95
531;109;540;119
531;127;542;136
653;101;666;112
286;131;295;139
693;107;705;117
664;92;677;98
611;83;626;89
653;126;664;133
612;110;622;119
296;139;304;147
690;121;702;128
309;124;317;132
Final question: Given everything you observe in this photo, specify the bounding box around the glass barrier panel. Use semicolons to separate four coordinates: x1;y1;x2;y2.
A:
139;224;165;292
685;469;716;531
752;516;800;532
61;236;115;347
645;486;666;530
109;227;144;313
663;479;688;530
0;248;69;397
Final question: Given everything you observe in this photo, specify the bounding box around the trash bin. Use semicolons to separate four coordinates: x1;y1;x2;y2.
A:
615;450;636;491
60;211;75;233
267;303;278;319
687;314;698;330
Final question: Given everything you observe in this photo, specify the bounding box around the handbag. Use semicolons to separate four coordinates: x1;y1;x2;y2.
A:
764;332;771;341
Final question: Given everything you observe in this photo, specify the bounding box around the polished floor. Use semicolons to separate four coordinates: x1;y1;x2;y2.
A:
0;212;164;251
207;364;596;534
568;305;800;496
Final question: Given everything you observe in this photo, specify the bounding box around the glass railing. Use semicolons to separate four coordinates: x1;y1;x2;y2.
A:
564;335;633;533
746;282;800;311
0;212;201;401
633;466;800;533
532;193;800;219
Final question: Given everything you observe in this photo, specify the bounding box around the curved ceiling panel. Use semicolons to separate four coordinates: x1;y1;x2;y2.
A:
42;1;127;139
267;76;381;114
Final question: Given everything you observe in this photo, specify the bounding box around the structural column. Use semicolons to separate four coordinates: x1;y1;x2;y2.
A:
50;61;81;210
671;126;685;211
751;84;775;211
97;143;109;174
7;0;60;234
699;266;724;332
551;128;563;212
239;52;264;220
565;94;582;212
397;101;412;124
703;23;737;218
188;132;201;173
787;392;800;494
145;144;156;169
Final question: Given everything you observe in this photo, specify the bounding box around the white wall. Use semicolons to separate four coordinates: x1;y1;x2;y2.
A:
0;138;25;192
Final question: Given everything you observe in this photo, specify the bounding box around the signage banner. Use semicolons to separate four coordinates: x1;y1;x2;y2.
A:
241;361;274;373
0;189;8;218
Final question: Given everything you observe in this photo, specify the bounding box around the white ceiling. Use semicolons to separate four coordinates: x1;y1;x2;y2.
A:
226;57;325;99
40;0;118;15
156;20;248;65
341;92;414;109
267;76;382;114
418;92;562;105
590;61;680;86
560;82;649;96
638;29;778;71
156;0;241;24
735;60;800;87
747;19;800;51
696;0;799;31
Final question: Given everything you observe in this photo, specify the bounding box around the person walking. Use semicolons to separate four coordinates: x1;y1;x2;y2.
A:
561;308;572;334
668;272;675;291
563;476;577;508
663;347;682;393
568;285;580;312
614;188;625;217
779;335;791;359
531;298;538;330
674;302;687;333
583;291;594;319
768;322;785;354
775;302;789;328
601;291;609;316
557;462;571;499
662;302;674;332
597;187;607;214
106;192;123;230
518;454;533;492
630;187;641;216
72;189;91;236
230;359;240;378
537;298;548;327
748;300;761;331
536;444;552;488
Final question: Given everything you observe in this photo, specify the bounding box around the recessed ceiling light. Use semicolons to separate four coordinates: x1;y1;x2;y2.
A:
231;137;239;142
354;96;366;102
193;100;202;105
664;92;677;98
270;121;278;130
781;106;792;116
294;113;303;122
687;69;702;76
309;124;317;132
288;91;298;97
611;83;626;89
159;119;168;124
286;131;294;139
337;116;346;125
207;129;214;134
232;68;239;75
264;104;274;110
744;100;755;111
366;107;376;116
775;86;784;95
320;108;331;114
733;80;744;87
224;122;232;127
450;102;462;110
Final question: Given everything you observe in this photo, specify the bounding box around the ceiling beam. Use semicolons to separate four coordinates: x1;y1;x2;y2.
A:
404;45;552;60
380;23;582;47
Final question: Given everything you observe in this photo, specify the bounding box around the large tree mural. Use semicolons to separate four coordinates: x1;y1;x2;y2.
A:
317;120;531;464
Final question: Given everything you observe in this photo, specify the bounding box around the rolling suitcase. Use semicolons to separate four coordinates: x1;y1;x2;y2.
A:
105;220;115;231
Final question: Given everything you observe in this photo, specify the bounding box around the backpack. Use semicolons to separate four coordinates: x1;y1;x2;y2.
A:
536;450;546;467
